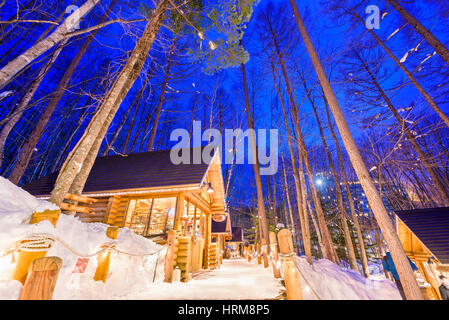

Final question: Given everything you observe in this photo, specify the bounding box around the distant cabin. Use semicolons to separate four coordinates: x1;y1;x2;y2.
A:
396;207;449;300
23;147;229;274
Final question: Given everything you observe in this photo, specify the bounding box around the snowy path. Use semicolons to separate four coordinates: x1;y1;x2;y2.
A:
122;259;283;300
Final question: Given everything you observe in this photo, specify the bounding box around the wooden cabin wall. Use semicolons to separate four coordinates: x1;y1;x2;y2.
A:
190;238;204;273
76;196;129;226
76;197;109;223
104;196;129;227
397;219;430;257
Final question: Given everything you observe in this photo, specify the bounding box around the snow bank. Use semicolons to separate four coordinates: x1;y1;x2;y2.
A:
0;177;164;299
0;280;22;299
296;257;401;300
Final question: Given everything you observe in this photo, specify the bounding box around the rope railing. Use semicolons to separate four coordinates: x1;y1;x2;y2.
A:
279;252;322;300
1;233;166;258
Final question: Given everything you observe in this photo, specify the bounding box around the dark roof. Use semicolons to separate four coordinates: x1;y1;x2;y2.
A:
230;227;243;243
23;148;211;196
396;207;449;264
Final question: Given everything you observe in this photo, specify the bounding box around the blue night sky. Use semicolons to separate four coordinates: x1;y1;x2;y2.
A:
0;0;448;205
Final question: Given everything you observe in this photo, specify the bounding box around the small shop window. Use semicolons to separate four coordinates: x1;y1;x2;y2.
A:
124;197;176;236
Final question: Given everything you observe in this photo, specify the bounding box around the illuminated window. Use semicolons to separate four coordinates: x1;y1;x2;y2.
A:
124;197;176;236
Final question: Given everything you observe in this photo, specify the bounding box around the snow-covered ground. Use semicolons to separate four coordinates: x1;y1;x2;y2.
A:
124;259;283;300
0;177;164;300
0;177;401;300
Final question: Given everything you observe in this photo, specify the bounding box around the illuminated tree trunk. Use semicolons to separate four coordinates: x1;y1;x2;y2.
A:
355;51;449;205
0;0;101;89
309;86;358;270
324;98;370;277
386;0;449;66
273;62;312;263
352;12;449;128
0;42;65;171
7;0;117;184
289;0;423;299
280;146;300;254
50;0;170;206
147;41;175;151
241;61;270;253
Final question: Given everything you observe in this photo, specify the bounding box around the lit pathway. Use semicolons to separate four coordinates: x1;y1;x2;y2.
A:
126;258;283;300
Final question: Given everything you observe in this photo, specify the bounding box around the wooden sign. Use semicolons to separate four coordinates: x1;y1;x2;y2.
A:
212;214;226;222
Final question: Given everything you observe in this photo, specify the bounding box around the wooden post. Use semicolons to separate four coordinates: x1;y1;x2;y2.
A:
13;210;61;284
278;229;303;300
164;230;176;283
269;232;281;278
94;226;119;283
174;193;185;232
262;238;269;268
203;213;212;269
19;256;62;300
176;235;192;281
257;243;262;265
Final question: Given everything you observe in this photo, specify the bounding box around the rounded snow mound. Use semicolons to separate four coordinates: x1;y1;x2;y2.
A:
0;176;165;300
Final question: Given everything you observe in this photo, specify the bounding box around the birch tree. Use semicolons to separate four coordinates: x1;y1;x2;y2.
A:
386;0;449;66
50;0;171;205
0;0;101;89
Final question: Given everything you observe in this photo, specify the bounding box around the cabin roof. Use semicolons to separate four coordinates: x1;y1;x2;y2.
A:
396;207;449;264
23;148;214;196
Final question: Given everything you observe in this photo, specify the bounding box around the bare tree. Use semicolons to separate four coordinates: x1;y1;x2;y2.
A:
288;0;423;299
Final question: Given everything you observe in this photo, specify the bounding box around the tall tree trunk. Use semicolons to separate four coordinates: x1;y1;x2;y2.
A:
289;0;423;299
272;61;312;263
0;41;66;170
351;12;449;128
308;85;358;270
355;51;449;205
240;61;270;252
6;0;117;184
0;0;101;89
280;146;300;254
50;0;170;206
323;97;370;277
307;198;325;258
51;97;94;173
270;28;335;261
386;0;449;65
147;41;175;151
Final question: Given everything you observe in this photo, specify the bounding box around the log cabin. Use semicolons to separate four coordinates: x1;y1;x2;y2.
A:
395;207;449;300
23;147;229;280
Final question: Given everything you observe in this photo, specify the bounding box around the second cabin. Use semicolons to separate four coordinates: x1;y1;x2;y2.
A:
23;147;229;280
